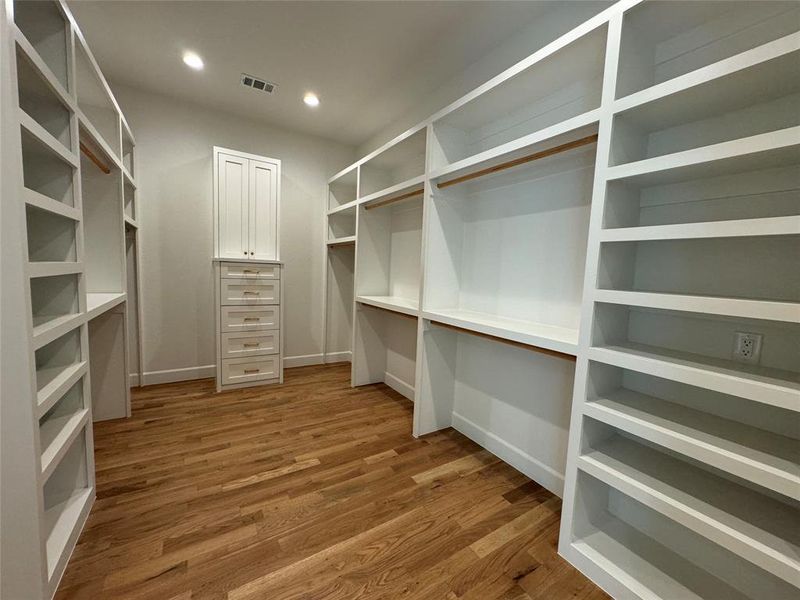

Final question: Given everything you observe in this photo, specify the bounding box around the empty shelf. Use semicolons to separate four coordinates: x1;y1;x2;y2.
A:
327;236;356;247
44;488;92;579
360;175;425;209
423;308;578;355
573;506;767;600
585;388;799;497
23;188;80;221
588;343;800;412
32;313;84;350
36;361;87;417
594;290;800;323
86;292;125;320
605;127;800;187
579;436;800;584
357;295;419;317
327;200;357;216
28;262;83;278
40;409;89;481
19;109;78;168
600;216;800;242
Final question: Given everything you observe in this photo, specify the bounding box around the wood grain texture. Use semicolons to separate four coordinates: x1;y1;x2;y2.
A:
55;364;606;600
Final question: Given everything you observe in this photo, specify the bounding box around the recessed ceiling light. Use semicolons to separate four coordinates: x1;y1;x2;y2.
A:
183;51;204;70
303;92;320;107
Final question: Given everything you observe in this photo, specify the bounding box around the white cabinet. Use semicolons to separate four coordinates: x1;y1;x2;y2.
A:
214;148;280;261
213;147;283;392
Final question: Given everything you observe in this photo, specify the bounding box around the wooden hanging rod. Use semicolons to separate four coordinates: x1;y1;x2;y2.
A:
437;133;599;190
359;302;418;321
430;320;577;362
364;187;424;211
79;141;111;174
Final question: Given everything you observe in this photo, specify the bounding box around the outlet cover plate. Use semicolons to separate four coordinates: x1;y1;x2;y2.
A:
733;332;762;364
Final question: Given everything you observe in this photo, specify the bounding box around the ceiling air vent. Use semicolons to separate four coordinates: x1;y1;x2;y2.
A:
241;73;276;94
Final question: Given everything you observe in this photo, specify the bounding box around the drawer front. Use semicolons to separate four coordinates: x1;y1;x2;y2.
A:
221;305;280;332
221;331;279;359
221;356;279;385
221;279;280;305
221;262;280;280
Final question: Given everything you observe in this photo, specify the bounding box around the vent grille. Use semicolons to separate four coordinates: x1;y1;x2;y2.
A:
241;73;276;94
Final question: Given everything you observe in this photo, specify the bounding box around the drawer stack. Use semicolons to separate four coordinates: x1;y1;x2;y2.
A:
215;261;283;391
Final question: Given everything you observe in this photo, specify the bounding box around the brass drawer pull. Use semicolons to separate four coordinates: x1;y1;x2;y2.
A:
244;368;260;374
242;291;260;296
243;317;260;322
243;269;260;274
243;342;261;348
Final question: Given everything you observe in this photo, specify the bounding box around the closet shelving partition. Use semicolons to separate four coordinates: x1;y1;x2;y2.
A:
350;127;426;400
323;166;358;364
1;0;141;596
558;1;800;599
322;1;800;598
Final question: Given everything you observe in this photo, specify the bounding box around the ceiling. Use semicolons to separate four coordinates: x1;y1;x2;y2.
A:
67;1;562;147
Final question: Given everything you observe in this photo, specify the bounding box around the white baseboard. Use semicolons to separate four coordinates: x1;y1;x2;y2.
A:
142;364;216;386
323;350;352;364
129;373;142;386
136;353;352;386
384;371;415;402
452;411;564;497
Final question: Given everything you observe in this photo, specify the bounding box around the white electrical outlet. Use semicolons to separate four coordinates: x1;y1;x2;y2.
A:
732;332;762;364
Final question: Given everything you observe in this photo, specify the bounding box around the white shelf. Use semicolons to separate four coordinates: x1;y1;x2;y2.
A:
327;236;356;247
429;109;600;183
584;388;799;498
12;28;74;111
85;292;126;321
423;308;578;355
24;188;80;221
44;487;93;579
594;289;800;323
327;200;357;216
579;435;800;585
28;262;83;278
572;508;760;600
36;361;87;418
40;409;89;481
614;32;800;116
32;313;84;350
588;343;800;413
124;215;138;230
357;295;419;317
122;166;136;188
605;127;800;186
18;109;78;168
359;174;425;207
600;216;800;242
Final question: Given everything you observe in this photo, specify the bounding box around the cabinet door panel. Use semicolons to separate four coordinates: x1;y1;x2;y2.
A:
218;153;249;259
249;160;278;260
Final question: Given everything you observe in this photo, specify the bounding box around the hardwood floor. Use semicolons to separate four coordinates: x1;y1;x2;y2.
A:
56;364;607;600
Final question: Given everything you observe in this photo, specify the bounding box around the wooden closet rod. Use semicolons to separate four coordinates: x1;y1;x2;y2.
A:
364;187;424;211
430;321;577;362
359;302;418;321
80;141;111;174
437;133;599;189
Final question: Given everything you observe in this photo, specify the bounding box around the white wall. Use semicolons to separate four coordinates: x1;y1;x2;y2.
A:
357;1;612;157
113;85;355;383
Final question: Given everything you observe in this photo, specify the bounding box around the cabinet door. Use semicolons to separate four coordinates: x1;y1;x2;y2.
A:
217;153;249;259
248;159;278;260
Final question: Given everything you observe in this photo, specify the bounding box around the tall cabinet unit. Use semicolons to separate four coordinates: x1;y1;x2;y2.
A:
213;147;283;391
0;0;141;597
322;2;800;598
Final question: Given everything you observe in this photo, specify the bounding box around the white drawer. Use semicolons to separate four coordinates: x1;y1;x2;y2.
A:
221;356;279;385
221;279;280;305
221;331;279;359
221;262;280;280
221;305;280;332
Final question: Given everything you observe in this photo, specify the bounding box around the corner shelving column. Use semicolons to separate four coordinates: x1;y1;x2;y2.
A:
559;2;800;598
1;1;142;597
323;166;357;364
2;1;94;598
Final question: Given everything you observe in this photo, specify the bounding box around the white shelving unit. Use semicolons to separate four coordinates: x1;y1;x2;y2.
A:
0;1;141;597
321;1;800;598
